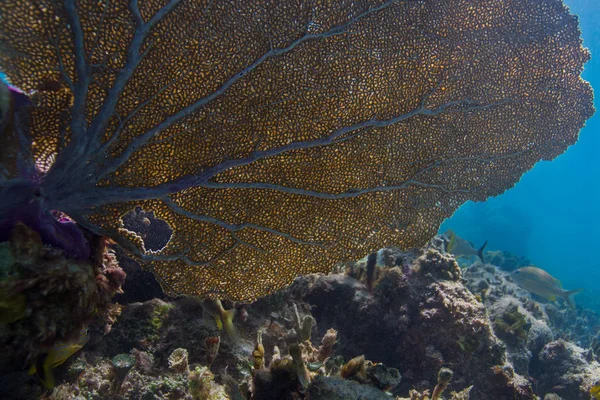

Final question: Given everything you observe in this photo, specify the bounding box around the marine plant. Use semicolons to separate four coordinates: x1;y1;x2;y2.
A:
431;367;453;400
252;330;265;371
110;353;136;383
167;348;189;375
293;303;315;342
0;0;594;302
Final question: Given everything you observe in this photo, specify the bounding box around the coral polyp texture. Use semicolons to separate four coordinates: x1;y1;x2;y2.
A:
0;0;594;300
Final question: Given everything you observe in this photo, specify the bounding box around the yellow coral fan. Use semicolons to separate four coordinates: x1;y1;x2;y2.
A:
0;0;594;300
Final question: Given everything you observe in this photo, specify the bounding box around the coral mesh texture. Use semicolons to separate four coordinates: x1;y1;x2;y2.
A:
0;0;593;300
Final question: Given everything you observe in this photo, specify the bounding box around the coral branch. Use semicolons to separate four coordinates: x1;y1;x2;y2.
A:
84;0;183;154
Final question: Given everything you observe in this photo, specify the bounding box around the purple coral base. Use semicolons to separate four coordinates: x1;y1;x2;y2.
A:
7;85;30;108
0;84;91;260
0;200;91;261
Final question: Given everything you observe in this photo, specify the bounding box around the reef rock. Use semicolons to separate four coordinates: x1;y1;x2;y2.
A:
283;248;534;399
306;375;391;400
531;340;600;400
462;260;599;383
7;243;600;400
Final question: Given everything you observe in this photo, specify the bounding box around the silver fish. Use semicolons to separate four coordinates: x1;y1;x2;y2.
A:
512;266;583;309
444;230;487;263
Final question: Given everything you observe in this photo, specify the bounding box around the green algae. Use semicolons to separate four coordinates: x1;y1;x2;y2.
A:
457;334;480;353
492;305;531;342
149;302;174;331
141;375;188;400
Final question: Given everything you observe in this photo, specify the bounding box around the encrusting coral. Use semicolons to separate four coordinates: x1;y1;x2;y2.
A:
317;328;337;362
0;223;125;375
168;348;190;375
416;249;462;281
492;304;532;344
0;0;593;302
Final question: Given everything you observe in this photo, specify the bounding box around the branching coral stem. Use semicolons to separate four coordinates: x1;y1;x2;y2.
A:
82;0;183;157
92;0;403;180
52;97;516;214
52;0;90;174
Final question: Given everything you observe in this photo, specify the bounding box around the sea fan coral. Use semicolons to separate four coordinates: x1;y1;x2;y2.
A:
0;0;594;301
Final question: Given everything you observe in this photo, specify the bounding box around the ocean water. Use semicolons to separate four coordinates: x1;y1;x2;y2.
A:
441;0;600;312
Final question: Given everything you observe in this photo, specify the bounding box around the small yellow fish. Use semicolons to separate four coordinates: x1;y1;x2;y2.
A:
29;327;88;389
590;380;600;399
200;299;237;340
445;230;487;263
512;266;583;309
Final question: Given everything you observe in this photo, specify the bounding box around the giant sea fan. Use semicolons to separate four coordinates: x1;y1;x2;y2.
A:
0;0;594;300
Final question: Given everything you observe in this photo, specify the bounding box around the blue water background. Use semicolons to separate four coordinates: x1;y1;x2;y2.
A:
441;0;600;310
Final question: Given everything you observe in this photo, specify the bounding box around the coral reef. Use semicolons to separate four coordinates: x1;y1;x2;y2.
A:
0;3;596;397
281;248;531;398
3;239;600;400
0;223;125;378
462;257;600;380
531;340;600;399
